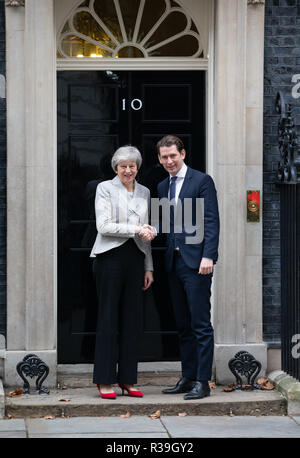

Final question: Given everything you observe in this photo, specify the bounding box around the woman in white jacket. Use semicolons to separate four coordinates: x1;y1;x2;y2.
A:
90;145;155;399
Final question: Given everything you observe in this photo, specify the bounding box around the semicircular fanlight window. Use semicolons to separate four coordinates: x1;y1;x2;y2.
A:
57;0;203;59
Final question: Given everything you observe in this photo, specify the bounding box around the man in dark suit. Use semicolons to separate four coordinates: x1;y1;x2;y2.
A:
156;135;220;400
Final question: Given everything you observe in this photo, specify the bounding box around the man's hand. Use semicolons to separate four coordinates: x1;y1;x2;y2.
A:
198;257;213;275
142;270;154;290
139;224;156;242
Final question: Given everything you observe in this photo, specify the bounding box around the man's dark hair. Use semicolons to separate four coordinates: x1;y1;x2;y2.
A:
156;135;185;154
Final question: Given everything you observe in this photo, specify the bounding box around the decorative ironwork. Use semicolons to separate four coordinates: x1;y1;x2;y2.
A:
228;351;262;389
5;0;25;6
16;354;50;395
57;0;203;59
279;183;300;383
276;92;300;382
276;91;300;183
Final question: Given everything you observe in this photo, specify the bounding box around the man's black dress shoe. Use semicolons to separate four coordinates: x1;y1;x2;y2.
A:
162;377;195;394
183;381;210;400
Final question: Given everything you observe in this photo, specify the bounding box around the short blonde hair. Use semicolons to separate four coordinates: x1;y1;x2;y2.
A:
111;145;142;172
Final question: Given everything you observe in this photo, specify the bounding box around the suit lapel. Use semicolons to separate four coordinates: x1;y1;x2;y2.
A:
112;175;146;218
178;166;193;201
130;182;147;217
160;178;169;198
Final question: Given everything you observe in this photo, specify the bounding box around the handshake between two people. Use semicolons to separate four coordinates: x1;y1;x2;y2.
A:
137;224;157;242
135;224;214;275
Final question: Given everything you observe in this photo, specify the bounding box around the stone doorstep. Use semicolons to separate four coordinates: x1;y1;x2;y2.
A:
58;371;182;389
4;385;287;419
57;363;182;388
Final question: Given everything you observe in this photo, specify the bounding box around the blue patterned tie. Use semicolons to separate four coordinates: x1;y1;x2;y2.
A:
169;176;177;233
169;176;177;201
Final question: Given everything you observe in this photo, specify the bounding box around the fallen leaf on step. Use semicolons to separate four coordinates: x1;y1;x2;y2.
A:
149;410;161;419
223;386;234;392
209;382;216;389
257;377;274;390
263;381;274;390
178;412;187;417
58;398;71;402
44;415;55;420
242;384;254;390
120;411;131;418
7;389;23;397
261;381;274;390
257;377;268;385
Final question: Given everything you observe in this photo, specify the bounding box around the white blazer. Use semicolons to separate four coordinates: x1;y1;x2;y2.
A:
90;175;153;271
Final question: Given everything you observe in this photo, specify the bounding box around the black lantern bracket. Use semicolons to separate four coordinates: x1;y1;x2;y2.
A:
16;354;50;395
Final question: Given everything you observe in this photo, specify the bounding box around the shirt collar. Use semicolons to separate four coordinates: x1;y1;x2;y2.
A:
169;162;187;180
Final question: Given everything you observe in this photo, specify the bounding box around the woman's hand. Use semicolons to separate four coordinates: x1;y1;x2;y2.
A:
139;224;156;242
142;270;154;291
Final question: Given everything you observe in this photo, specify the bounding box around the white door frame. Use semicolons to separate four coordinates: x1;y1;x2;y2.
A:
54;0;216;370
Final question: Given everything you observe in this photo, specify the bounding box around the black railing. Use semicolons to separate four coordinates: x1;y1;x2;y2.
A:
275;92;300;382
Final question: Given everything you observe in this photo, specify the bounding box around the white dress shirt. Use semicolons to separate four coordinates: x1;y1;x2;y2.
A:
168;162;187;203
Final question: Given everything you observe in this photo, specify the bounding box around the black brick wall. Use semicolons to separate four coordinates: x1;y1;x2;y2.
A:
263;0;300;344
0;0;5;338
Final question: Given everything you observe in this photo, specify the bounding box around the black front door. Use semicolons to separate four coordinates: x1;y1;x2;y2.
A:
57;70;206;363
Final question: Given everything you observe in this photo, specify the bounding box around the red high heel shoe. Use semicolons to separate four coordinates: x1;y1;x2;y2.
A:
97;384;116;399
118;383;143;397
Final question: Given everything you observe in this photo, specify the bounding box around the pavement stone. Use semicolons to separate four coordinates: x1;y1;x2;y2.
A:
0;419;26;438
293;416;300;425
161;415;300;438
0;415;300;438
27;433;169;438
25;416;167;437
